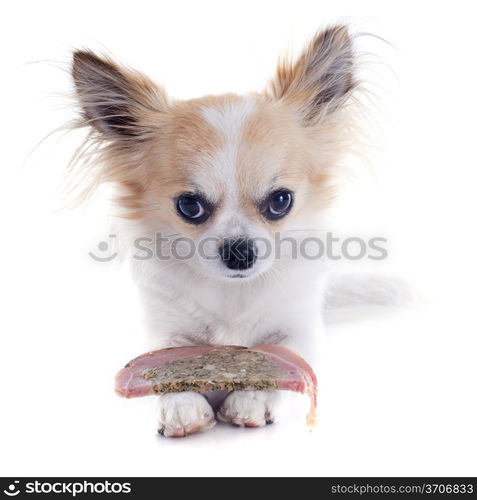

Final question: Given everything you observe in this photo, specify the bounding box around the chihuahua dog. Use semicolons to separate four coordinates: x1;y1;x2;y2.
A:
71;25;363;436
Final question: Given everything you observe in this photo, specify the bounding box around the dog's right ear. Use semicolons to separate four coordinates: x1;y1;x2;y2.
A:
269;25;355;124
72;50;168;140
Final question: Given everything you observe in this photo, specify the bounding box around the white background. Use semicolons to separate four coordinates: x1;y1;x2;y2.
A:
1;1;476;477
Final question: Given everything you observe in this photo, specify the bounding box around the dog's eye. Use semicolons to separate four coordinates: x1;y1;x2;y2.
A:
262;189;294;220
176;194;210;224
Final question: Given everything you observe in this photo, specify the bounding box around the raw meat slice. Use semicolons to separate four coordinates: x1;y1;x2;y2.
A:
115;344;317;426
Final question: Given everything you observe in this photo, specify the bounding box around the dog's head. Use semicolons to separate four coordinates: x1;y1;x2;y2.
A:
72;26;357;281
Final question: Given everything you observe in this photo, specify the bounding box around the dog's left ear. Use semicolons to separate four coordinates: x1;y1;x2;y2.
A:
72;50;168;141
269;25;355;123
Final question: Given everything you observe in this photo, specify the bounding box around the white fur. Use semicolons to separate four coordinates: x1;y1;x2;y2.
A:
195;99;276;280
218;390;279;427
324;272;412;309
201;98;256;206
157;392;215;437
133;229;330;434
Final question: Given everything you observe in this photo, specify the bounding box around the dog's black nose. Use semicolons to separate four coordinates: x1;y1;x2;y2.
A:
219;237;257;271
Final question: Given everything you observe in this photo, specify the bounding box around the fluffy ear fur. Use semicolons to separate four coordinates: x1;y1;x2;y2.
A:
68;51;170;212
270;25;355;123
72;50;168;141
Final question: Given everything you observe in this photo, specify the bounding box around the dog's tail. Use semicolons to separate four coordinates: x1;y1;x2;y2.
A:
323;272;414;323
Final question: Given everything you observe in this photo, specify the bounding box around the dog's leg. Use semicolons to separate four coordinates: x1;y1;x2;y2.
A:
217;390;279;427
157;392;216;437
217;321;322;428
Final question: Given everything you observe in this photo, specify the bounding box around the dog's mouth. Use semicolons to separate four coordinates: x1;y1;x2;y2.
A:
223;262;272;281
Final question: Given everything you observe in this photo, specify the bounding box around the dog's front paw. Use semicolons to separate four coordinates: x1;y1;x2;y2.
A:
157;392;216;437
217;390;279;428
